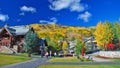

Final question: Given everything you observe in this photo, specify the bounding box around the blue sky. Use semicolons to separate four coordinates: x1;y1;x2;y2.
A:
0;0;120;27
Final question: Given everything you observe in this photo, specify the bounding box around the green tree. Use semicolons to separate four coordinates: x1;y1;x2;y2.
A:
75;40;85;57
23;30;39;57
112;22;120;50
46;36;60;53
104;22;114;44
48;41;58;52
113;22;120;41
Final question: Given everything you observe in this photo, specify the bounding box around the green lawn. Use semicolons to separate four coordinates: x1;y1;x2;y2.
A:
48;57;81;62
48;57;91;62
112;58;120;62
38;65;120;68
0;53;32;66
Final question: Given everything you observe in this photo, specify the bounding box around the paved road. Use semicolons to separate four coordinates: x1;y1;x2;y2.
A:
0;58;49;68
1;57;120;68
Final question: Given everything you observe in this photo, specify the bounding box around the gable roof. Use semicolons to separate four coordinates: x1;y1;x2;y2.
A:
9;26;30;36
83;36;94;42
0;25;30;36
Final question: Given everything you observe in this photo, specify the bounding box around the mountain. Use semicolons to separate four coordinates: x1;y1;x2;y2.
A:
31;24;94;41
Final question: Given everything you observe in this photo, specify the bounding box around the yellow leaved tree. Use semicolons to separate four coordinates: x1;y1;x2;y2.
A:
94;22;106;47
62;40;68;55
94;22;114;48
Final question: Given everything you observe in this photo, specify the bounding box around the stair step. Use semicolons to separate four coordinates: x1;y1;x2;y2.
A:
0;46;17;53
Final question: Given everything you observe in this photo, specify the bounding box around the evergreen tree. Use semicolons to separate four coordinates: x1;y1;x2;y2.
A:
23;30;39;57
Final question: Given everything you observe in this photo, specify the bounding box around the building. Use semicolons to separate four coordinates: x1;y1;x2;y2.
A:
58;40;76;57
67;41;76;54
0;24;30;53
83;36;100;54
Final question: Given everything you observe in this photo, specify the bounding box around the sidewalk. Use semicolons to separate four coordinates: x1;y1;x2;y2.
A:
92;56;111;62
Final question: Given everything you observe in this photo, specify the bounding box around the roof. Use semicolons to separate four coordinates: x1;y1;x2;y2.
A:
83;36;94;42
4;25;30;36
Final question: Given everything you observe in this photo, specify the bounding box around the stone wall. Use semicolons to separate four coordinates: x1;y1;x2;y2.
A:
99;51;120;58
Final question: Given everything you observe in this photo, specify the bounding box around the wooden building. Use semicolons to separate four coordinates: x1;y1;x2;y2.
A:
0;24;30;53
